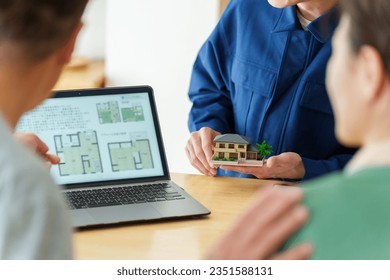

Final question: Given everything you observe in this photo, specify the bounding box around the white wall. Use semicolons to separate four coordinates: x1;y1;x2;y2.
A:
105;0;219;174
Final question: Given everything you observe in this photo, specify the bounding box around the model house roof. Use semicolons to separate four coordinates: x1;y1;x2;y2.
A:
248;145;258;152
214;134;251;144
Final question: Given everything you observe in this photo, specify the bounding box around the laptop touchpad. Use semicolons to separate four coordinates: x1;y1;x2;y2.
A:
87;205;161;224
70;209;97;227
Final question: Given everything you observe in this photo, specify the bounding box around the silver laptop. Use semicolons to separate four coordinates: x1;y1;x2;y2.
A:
17;86;210;227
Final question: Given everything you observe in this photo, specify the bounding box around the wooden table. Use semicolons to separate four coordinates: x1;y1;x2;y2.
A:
73;173;281;259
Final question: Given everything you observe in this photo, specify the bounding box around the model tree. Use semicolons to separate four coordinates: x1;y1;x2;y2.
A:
256;140;273;164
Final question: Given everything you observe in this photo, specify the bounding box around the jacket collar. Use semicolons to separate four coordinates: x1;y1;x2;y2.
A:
272;5;339;43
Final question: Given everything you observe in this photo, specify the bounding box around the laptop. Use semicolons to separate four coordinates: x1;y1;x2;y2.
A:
16;86;210;227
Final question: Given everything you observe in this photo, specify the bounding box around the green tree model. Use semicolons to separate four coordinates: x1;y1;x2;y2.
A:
256;140;273;164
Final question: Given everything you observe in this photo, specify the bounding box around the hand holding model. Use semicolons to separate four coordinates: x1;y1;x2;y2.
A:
186;129;306;179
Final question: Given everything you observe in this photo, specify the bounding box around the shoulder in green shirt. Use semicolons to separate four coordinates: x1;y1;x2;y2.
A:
284;167;390;259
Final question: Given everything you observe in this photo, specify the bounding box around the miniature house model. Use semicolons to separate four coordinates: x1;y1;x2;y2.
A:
212;134;261;163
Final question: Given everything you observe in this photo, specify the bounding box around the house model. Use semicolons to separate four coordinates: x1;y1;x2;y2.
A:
210;134;265;166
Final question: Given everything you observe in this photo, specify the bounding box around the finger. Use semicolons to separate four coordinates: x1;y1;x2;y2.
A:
262;156;282;178
45;153;60;165
185;141;214;176
189;134;216;175
265;155;278;169
266;153;305;179
185;144;208;175
256;205;309;258
192;133;214;171
272;243;313;260
34;137;49;154
199;128;217;168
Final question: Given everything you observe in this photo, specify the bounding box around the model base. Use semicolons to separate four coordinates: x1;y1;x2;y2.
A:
210;159;265;167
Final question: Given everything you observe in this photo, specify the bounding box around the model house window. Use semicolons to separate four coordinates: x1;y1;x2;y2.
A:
219;144;225;148
238;145;244;149
229;144;234;149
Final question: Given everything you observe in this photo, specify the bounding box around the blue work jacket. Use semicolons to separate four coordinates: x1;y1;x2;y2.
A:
188;0;356;180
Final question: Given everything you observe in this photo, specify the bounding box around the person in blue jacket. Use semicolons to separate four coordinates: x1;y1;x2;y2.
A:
185;0;356;181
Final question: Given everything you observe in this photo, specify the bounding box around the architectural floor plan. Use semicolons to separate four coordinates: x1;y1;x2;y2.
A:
55;131;103;176
108;139;153;172
121;105;145;122
97;101;121;124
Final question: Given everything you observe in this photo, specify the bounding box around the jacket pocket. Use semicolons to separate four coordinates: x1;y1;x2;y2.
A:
230;59;276;136
299;81;333;115
231;59;276;97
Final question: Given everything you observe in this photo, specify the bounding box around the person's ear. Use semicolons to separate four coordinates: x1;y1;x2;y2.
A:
357;45;386;102
56;22;83;65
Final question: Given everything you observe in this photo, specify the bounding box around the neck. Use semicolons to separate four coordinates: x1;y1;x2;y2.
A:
347;140;390;173
346;80;390;172
297;0;338;21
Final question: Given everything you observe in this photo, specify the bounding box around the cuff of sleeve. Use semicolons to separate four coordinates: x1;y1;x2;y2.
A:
301;157;329;181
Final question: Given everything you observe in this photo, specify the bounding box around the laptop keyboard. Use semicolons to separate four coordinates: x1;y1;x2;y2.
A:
63;183;185;209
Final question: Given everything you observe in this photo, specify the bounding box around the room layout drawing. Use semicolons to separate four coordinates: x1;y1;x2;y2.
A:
96;101;121;124
108;139;153;172
54;131;103;176
121;105;145;122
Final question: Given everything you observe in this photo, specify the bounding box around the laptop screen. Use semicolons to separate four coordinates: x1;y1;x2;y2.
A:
16;87;167;186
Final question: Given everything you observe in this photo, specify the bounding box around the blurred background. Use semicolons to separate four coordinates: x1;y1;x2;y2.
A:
58;0;229;174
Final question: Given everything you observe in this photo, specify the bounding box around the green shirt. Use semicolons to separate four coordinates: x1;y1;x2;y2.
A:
285;167;390;259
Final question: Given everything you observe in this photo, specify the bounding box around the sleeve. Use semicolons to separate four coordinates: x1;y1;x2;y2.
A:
301;153;354;180
0;162;73;259
187;4;235;134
